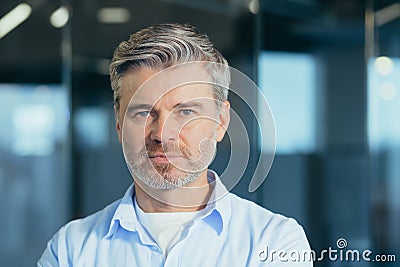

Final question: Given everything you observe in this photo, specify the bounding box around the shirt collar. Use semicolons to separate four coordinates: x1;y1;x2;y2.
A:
200;170;231;235
104;184;139;238
104;170;232;238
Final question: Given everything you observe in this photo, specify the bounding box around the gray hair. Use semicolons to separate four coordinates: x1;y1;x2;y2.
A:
109;23;230;113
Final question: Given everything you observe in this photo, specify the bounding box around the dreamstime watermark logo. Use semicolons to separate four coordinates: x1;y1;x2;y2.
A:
258;238;397;263
121;62;276;207
336;238;347;249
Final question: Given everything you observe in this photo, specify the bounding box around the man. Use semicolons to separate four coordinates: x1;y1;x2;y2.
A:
38;23;312;266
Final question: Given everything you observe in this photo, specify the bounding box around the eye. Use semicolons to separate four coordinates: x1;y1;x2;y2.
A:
136;111;150;118
180;109;193;116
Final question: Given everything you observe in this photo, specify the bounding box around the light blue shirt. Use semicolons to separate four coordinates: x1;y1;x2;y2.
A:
38;171;313;266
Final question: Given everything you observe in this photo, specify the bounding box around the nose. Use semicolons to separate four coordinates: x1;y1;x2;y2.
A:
149;113;179;143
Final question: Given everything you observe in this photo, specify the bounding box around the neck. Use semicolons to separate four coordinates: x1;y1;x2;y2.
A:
134;170;212;213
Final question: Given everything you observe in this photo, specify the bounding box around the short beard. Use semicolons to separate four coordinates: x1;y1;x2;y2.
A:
125;139;216;190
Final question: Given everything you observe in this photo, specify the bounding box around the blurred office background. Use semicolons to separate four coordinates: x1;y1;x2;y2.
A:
0;0;399;266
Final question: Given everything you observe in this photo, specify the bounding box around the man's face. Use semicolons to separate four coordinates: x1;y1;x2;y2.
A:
116;65;230;190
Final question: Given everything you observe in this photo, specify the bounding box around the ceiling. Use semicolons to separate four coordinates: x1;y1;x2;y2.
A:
0;0;397;83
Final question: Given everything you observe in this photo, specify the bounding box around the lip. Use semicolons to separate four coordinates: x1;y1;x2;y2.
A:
149;154;182;163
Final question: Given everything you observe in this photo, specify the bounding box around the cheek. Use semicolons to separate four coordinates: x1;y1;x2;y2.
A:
123;122;147;152
179;120;216;147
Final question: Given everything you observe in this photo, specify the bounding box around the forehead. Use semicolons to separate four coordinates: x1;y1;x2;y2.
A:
120;65;215;108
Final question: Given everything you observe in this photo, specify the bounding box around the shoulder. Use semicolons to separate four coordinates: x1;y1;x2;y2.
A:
226;193;310;250
38;199;121;266
227;193;294;226
62;198;121;239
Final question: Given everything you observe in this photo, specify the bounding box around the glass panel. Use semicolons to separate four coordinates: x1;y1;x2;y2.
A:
368;57;400;149
258;51;316;154
74;107;109;150
367;0;400;261
0;84;69;266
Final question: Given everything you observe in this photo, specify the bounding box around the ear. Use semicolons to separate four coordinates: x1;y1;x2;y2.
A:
216;101;230;142
114;105;122;144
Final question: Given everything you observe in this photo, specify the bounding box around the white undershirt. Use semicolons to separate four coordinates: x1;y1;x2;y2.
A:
134;197;209;257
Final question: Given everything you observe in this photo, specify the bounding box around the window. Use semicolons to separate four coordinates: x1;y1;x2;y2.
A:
0;84;69;266
258;51;317;154
368;56;400;150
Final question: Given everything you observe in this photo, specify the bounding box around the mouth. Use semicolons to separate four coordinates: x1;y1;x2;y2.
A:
149;153;182;163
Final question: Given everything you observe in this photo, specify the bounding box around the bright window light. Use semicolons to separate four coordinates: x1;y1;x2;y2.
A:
0;84;68;156
368;57;400;150
379;82;397;101
74;107;109;149
258;51;317;154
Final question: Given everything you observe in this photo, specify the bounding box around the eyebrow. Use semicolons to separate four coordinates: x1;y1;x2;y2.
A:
173;101;205;109
126;104;153;114
126;100;206;114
